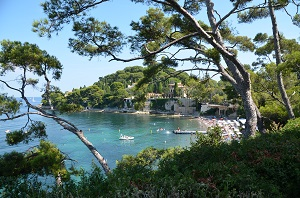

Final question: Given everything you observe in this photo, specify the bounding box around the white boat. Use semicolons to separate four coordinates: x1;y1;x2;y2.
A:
119;134;134;140
173;130;207;134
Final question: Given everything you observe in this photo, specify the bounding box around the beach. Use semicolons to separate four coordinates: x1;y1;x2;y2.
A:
198;116;244;140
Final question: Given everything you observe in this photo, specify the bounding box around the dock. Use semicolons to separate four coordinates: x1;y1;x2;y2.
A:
173;130;207;134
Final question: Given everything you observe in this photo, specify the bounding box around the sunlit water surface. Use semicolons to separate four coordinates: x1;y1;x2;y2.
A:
0;98;204;171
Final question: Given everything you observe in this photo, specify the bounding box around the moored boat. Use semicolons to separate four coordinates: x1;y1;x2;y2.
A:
119;134;134;140
173;130;206;134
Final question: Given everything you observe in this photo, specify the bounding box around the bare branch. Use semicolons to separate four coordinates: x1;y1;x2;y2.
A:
258;83;285;106
65;0;110;17
233;3;268;14
0;79;21;94
282;6;294;21
152;0;171;6
215;2;240;28
108;32;200;62
0;112;39;121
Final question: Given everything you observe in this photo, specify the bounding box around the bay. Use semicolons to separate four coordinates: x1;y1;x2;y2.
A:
0;97;203;171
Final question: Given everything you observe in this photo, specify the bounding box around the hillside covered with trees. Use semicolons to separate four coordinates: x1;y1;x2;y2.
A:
42;62;300;130
42;65;234;112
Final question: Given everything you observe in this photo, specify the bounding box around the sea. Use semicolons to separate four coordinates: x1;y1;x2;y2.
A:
0;97;204;172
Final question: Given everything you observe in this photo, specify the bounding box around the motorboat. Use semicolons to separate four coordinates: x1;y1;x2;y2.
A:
119;134;134;140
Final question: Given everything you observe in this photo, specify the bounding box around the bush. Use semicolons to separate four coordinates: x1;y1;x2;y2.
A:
2;120;300;197
150;99;169;111
281;117;300;133
260;103;289;129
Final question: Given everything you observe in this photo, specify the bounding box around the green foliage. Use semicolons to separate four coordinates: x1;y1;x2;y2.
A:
2;125;300;197
0;140;67;178
110;82;124;92
155;128;300;197
45;90;65;106
52;164;107;197
253;33;268;43
238;7;269;23
80;85;104;108
173;82;179;97
6;121;47;145
69;18;125;59
205;48;221;63
0;175;47;198
45;65;193;111
0;151;27;177
294;100;300;117
192;126;223;147
44;84;104;111
95;66;144;88
280;51;300;74
293;14;300;27
0;94;21;116
281;117;300;133
29;140;68;177
260;102;289;129
5;130;26;146
33;0;102;38
150;98;169;111
251;34;300;119
226;35;255;52
58;103;84;113
129;8;171;53
0;40;62;80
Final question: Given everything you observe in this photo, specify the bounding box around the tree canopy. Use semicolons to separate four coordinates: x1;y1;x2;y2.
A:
0;40;110;175
32;0;282;136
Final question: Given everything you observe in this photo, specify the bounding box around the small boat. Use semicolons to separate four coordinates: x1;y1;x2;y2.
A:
173;130;207;134
119;134;134;140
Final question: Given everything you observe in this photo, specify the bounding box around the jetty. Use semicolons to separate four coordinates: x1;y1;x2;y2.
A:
173;130;207;134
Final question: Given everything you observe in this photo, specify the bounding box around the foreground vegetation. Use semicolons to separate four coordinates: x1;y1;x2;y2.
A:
1;118;299;197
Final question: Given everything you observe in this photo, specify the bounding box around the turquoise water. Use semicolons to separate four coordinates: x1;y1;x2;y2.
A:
0;98;203;171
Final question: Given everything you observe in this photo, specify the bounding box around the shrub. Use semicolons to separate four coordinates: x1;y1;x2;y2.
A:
260;103;289;129
2;120;300;197
281;117;300;133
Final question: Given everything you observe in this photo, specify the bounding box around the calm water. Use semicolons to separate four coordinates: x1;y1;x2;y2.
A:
0;98;203;171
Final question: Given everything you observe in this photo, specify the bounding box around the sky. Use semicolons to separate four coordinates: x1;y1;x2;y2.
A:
1;0;300;97
0;0;147;97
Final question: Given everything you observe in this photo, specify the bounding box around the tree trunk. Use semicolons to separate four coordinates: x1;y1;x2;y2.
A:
255;105;266;134
238;88;258;137
167;0;262;136
53;119;111;175
76;130;111;174
204;0;259;136
269;0;295;119
26;100;112;175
